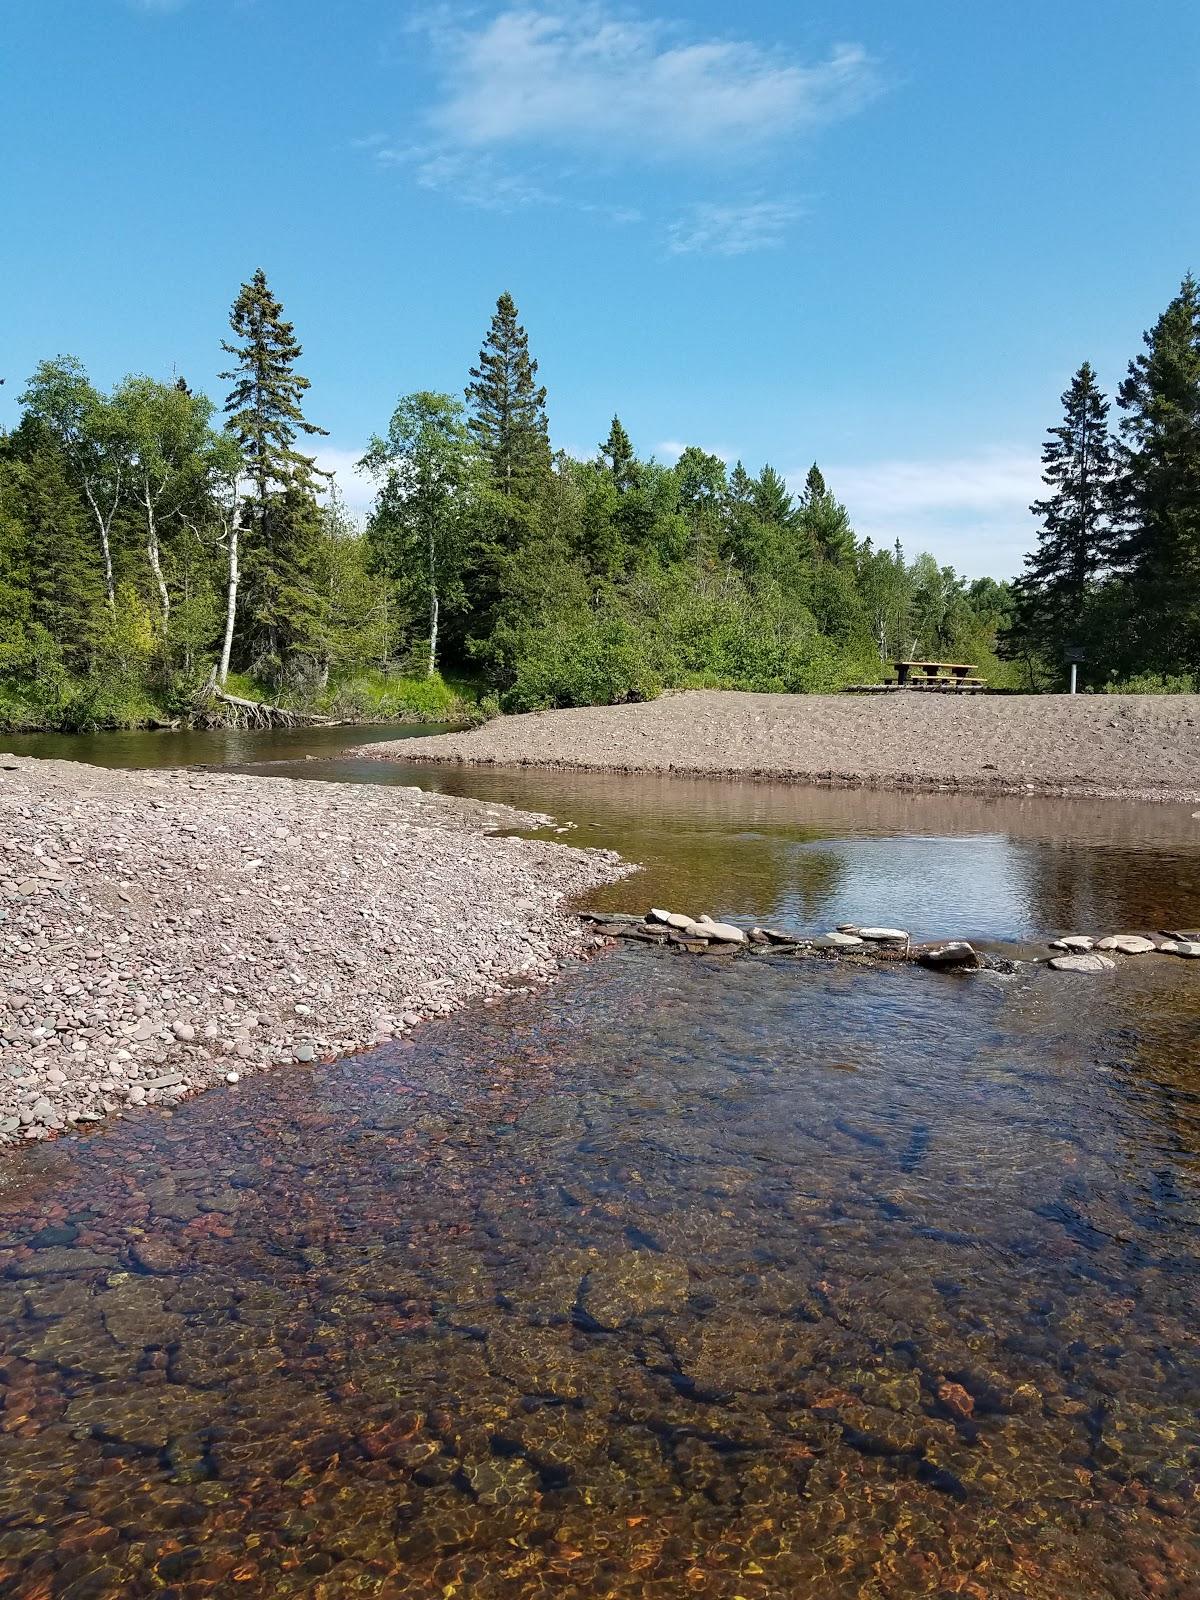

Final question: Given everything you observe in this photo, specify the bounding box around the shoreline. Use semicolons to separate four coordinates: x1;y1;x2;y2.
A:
360;690;1200;804
0;755;628;1146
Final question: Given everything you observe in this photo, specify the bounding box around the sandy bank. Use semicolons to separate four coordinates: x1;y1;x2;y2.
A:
0;756;626;1143
364;691;1200;803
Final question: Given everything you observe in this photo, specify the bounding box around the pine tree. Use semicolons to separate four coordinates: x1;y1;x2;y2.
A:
466;292;551;504
799;464;855;564
1012;362;1116;663
5;417;106;670
600;416;637;493
1115;274;1200;671
752;465;798;530
220;269;329;679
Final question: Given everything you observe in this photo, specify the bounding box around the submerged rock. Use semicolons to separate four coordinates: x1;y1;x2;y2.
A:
580;1252;690;1328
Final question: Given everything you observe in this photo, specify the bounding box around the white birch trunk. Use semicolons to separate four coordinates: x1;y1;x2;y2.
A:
142;478;170;632
218;498;240;687
81;474;119;614
427;520;439;678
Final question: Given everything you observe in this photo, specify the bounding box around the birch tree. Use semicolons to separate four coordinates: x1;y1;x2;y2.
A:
361;392;481;678
19;357;127;613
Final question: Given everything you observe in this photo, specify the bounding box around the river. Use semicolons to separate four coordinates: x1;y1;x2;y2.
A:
2;724;1199;1598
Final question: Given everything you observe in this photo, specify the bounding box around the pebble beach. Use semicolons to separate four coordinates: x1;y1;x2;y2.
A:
0;756;626;1144
368;690;1200;802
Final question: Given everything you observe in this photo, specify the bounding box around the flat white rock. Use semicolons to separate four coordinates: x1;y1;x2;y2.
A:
647;909;697;931
858;927;909;942
817;931;865;948
685;920;745;943
1161;940;1200;957
1096;935;1158;954
1050;953;1116;973
1052;935;1095;951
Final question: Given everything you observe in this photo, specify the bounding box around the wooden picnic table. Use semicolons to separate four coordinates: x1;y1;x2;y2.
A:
893;660;978;686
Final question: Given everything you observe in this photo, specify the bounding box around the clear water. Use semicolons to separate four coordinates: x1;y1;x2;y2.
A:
2;726;1199;1598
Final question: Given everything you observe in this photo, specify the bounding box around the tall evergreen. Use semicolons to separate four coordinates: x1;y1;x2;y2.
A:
465;292;551;504
800;464;855;565
220;269;328;678
752;465;798;530
600;416;637;493
1012;362;1116;662
4;418;105;669
1115;274;1200;671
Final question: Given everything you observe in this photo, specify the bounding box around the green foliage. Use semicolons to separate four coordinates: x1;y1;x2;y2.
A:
1103;671;1198;694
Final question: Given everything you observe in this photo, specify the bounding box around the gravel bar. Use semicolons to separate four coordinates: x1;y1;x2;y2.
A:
0;756;627;1144
364;690;1200;802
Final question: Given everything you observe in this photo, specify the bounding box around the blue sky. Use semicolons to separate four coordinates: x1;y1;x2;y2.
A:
2;0;1197;575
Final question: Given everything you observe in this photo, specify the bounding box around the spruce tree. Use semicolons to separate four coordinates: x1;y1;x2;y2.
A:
1012;362;1116;663
600;416;637;493
466;292;551;504
1115;274;1200;671
5;417;105;670
752;465;798;530
799;464;855;564
220;269;329;678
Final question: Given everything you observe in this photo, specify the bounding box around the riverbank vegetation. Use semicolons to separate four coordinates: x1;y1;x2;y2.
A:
1;273;1196;729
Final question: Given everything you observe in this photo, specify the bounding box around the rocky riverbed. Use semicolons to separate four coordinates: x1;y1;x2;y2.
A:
0;756;626;1144
366;690;1200;802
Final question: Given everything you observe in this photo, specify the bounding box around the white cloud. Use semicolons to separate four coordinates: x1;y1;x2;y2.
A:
667;199;803;257
812;450;1041;578
415;5;877;158
372;5;878;232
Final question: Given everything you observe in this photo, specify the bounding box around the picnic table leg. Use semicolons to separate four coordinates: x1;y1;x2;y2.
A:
896;663;909;686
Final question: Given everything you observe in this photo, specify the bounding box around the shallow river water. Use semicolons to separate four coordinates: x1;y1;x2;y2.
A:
2;726;1200;1598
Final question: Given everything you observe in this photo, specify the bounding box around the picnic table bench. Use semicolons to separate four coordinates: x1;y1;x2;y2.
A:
893;660;982;688
842;661;987;694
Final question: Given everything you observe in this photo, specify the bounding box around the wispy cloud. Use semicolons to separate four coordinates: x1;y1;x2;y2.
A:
368;4;879;245
813;450;1041;577
415;4;877;158
667;200;804;257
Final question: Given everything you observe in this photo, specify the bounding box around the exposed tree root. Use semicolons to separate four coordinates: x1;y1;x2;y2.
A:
194;671;331;729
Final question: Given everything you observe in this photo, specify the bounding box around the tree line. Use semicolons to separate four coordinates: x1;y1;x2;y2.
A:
1010;274;1200;691
23;268;1193;732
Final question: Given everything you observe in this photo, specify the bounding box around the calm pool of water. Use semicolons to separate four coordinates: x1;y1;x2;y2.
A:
2;725;1199;1597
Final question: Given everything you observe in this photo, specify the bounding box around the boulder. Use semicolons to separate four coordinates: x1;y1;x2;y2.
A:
1049;953;1117;974
1096;935;1158;954
917;941;979;970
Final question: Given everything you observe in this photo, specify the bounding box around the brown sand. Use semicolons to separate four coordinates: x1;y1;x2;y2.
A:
362;691;1200;803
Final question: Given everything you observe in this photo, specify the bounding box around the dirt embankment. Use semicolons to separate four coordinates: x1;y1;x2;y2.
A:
363;691;1200;803
0;757;626;1143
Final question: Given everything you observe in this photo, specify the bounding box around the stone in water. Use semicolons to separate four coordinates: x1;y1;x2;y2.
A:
859;927;909;942
1096;935;1157;954
1050;953;1116;973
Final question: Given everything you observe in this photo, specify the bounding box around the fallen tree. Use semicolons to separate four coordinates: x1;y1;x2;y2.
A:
193;670;331;729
